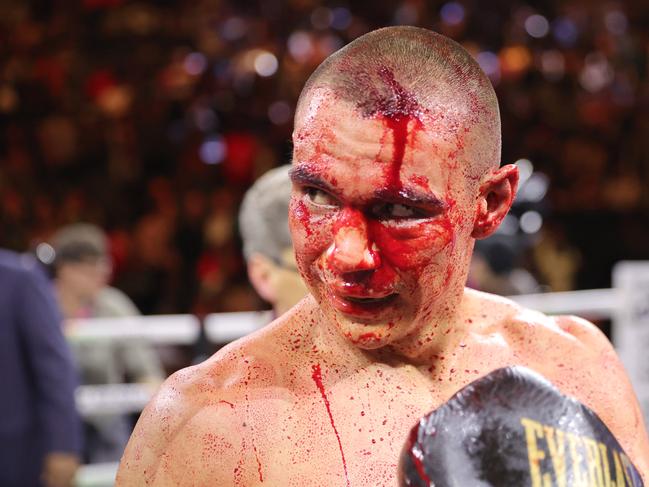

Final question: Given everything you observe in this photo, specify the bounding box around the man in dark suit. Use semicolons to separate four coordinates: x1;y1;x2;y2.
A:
0;249;82;487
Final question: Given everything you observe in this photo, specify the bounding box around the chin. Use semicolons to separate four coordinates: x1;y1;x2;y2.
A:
331;311;404;349
312;286;413;346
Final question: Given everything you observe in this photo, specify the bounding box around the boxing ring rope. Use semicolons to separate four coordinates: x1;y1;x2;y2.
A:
71;279;649;486
69;289;617;348
67;314;201;345
73;289;618;419
509;288;618;319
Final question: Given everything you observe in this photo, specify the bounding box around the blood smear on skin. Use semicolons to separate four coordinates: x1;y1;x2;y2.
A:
294;199;314;237
311;363;351;487
373;67;425;194
243;388;264;482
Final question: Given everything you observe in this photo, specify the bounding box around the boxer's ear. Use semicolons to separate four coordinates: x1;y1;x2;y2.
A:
471;164;519;239
247;253;277;302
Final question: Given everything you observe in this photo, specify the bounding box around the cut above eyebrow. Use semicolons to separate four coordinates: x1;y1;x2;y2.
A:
374;187;448;210
289;166;335;192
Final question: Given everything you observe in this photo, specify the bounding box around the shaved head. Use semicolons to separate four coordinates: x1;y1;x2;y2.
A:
289;26;519;349
295;26;501;181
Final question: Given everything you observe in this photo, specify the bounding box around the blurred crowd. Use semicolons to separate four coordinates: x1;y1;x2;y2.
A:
1;0;648;315
1;1;648;482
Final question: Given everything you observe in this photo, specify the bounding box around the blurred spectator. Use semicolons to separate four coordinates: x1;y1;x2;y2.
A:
49;223;164;463
113;212;181;315
0;248;81;487
51;223;127;319
469;238;540;296
239;165;308;317
531;223;582;292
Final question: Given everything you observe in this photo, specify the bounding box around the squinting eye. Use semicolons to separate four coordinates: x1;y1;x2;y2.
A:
305;187;338;207
372;202;421;219
388;204;416;218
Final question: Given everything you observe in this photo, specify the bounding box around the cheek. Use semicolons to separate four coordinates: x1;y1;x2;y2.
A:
289;198;333;267
368;219;455;271
289;197;313;239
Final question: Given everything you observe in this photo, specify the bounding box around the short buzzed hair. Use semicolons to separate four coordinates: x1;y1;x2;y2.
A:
295;26;501;177
239;165;293;263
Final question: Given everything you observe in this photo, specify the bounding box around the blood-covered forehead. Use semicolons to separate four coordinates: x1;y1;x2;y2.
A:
293;76;489;200
295;79;473;137
292;103;396;202
293;90;385;163
294;58;501;185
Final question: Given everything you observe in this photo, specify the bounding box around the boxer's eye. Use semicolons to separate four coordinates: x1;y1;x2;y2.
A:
371;202;426;219
305;187;339;207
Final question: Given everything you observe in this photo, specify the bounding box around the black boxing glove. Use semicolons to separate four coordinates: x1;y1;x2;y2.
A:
399;366;643;487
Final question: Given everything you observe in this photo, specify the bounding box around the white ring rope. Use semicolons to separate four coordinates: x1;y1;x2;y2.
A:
66;290;615;346
70;289;620;423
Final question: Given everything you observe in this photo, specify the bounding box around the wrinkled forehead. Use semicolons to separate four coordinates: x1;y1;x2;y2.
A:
294;92;384;157
294;84;473;135
292;89;484;195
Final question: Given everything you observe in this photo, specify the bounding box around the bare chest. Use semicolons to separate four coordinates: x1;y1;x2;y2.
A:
238;341;582;486
234;366;461;486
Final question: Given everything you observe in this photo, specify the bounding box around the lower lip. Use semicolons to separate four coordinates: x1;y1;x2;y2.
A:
329;291;398;318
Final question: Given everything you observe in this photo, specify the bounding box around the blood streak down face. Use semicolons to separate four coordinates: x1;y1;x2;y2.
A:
289;66;489;350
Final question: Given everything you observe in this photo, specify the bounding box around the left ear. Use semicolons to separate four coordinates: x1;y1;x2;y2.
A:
471;164;519;239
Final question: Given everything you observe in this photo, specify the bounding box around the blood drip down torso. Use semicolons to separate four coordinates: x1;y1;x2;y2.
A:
312;363;351;487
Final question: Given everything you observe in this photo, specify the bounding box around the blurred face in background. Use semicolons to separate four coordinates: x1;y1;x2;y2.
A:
57;255;112;302
247;246;309;316
272;247;309;314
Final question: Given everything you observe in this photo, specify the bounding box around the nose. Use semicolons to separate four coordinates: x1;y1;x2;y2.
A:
326;208;381;273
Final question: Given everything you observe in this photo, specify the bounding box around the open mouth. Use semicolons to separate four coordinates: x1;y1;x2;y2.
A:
329;290;399;317
344;294;398;305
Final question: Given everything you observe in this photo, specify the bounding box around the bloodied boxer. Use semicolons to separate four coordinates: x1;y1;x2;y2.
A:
117;27;649;485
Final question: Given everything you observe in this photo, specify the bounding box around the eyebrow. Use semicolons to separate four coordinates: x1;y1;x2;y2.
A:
289;165;336;193
290;164;447;211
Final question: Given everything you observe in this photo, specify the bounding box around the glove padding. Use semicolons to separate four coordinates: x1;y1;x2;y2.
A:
399;366;643;487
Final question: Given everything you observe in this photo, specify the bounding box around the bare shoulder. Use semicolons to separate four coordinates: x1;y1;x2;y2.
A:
464;289;649;474
116;307;307;486
530;313;649;475
469;289;630;382
552;313;614;349
116;355;240;485
464;288;607;350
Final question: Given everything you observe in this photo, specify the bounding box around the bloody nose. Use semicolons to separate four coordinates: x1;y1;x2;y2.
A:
326;208;381;273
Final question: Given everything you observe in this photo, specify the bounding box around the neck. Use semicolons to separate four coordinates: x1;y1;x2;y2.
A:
372;285;469;366
306;299;378;368
306;288;470;371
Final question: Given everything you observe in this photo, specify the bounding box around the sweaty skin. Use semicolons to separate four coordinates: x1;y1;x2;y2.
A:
117;47;649;486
